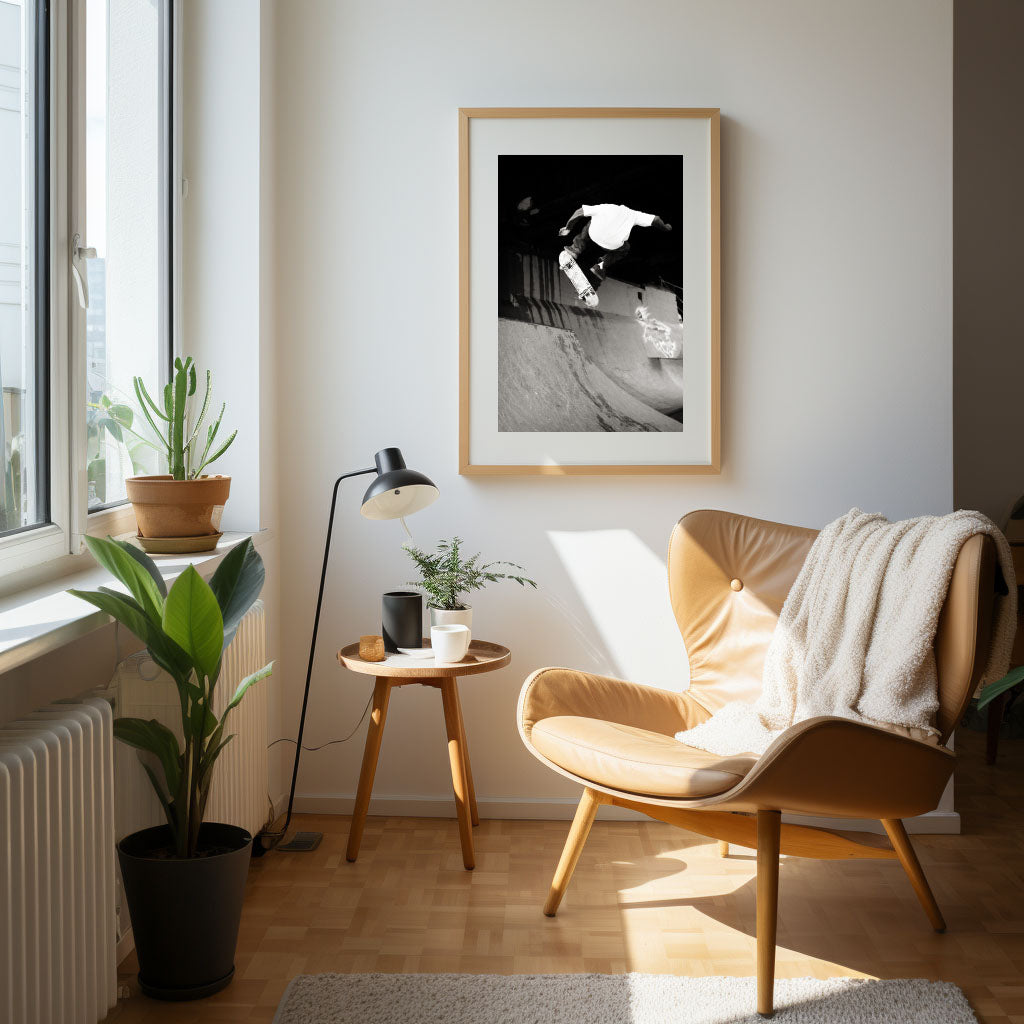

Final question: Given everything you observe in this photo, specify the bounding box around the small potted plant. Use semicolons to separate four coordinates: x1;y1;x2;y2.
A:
124;356;237;551
69;537;271;1000
403;536;536;636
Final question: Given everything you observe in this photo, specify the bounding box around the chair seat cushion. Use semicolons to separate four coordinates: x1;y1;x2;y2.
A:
531;716;757;799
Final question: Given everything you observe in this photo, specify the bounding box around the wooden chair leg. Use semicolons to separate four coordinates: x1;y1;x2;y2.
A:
543;787;602;917
346;678;391;863
718;840;729;858
756;810;781;1018
881;818;946;932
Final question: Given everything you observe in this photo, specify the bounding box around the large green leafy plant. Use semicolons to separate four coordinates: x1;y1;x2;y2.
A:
403;536;536;611
70;537;272;858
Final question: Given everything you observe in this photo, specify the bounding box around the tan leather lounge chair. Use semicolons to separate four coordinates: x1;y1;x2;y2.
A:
518;510;996;1017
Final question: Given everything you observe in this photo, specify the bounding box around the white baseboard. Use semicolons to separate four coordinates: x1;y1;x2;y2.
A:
293;793;961;834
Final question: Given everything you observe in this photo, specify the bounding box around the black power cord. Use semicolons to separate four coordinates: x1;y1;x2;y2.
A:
254;690;374;854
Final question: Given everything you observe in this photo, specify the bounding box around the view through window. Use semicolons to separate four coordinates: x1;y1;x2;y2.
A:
0;0;46;536
85;0;171;510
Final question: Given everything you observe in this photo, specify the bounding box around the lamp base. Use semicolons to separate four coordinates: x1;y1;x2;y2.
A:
276;831;323;853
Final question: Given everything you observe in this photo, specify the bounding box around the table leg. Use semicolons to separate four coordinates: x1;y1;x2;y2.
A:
453;682;479;826
441;677;475;870
346;678;391;863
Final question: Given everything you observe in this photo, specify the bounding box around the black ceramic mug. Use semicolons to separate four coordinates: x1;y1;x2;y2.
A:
381;591;422;652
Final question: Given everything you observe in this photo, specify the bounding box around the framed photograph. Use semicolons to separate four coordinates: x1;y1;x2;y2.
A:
459;107;720;476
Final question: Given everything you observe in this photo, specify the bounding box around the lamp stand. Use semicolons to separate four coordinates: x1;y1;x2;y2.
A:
255;466;375;854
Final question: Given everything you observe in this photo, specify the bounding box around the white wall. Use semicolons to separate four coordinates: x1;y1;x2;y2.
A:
180;0;263;534
272;0;953;818
180;0;285;802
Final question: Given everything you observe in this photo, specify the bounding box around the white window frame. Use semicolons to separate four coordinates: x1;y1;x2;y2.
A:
0;0;179;579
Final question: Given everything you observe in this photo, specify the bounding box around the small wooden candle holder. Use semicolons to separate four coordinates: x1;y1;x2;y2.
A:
358;635;386;662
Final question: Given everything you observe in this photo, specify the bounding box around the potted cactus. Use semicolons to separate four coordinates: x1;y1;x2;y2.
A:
125;356;237;551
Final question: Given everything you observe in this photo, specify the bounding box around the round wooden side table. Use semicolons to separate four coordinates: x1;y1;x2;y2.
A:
336;639;511;870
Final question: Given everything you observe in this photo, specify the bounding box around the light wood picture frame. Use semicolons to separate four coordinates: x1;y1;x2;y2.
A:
459;107;720;476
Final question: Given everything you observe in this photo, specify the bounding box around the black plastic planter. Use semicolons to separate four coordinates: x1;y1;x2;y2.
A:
118;822;252;1000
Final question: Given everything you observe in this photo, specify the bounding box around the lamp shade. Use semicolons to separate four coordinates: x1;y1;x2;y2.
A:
360;447;439;521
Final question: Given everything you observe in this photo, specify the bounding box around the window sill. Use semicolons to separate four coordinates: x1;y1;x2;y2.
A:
0;530;271;676
85;502;138;539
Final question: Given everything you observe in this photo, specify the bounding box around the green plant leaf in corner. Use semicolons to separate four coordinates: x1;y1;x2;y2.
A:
208;539;265;648
162;565;224;681
976;665;1024;710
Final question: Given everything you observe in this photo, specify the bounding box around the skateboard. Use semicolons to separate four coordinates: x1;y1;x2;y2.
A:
558;249;599;308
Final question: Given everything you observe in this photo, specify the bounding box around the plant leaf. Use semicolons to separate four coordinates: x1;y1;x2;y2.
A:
199;732;235;782
134;375;170;422
977;665;1024;710
69;587;189;679
82;535;164;624
114;717;182;796
108;403;133;426
190;698;219;739
162;565;224;681
225;661;273;715
195;429;237;476
208;539;265;648
139;761;176;830
100;417;124;443
110;538;168;598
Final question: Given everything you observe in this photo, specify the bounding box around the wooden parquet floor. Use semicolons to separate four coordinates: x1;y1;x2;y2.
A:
110;729;1024;1023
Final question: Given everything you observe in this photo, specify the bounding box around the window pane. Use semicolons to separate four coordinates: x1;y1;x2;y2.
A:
0;0;46;536
86;0;170;510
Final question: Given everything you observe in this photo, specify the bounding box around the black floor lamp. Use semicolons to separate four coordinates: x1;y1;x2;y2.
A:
256;447;439;853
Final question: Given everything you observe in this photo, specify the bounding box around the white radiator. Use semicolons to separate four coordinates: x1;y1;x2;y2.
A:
0;697;117;1024
114;600;270;841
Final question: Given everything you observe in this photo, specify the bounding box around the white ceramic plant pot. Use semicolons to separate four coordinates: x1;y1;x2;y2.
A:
429;604;472;642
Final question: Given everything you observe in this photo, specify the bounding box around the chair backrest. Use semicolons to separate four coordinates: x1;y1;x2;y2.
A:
668;509;996;744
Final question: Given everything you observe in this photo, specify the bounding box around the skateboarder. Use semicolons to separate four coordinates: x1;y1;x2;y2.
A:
558;203;672;287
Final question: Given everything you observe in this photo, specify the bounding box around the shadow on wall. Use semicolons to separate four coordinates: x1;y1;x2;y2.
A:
547;529;690;692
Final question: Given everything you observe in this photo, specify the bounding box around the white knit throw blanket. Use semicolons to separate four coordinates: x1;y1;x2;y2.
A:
675;509;1017;757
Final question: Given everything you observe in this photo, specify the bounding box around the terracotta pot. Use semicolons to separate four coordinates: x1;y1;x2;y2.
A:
126;475;231;538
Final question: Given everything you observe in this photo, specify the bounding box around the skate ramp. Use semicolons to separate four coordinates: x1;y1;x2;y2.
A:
498;320;683;433
505;298;685;417
501;253;685;417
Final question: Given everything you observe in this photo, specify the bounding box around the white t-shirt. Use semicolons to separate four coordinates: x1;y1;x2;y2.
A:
582;204;656;250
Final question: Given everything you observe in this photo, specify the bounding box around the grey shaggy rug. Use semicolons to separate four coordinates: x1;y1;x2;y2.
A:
272;973;976;1023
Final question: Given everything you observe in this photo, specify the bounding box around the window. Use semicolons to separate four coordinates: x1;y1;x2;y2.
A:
82;0;172;512
0;0;175;572
0;0;48;538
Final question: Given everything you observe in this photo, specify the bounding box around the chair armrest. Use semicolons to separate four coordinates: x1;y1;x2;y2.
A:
721;716;955;819
518;666;707;744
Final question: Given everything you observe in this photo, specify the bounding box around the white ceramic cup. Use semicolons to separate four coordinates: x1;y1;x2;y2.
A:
430;624;471;663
